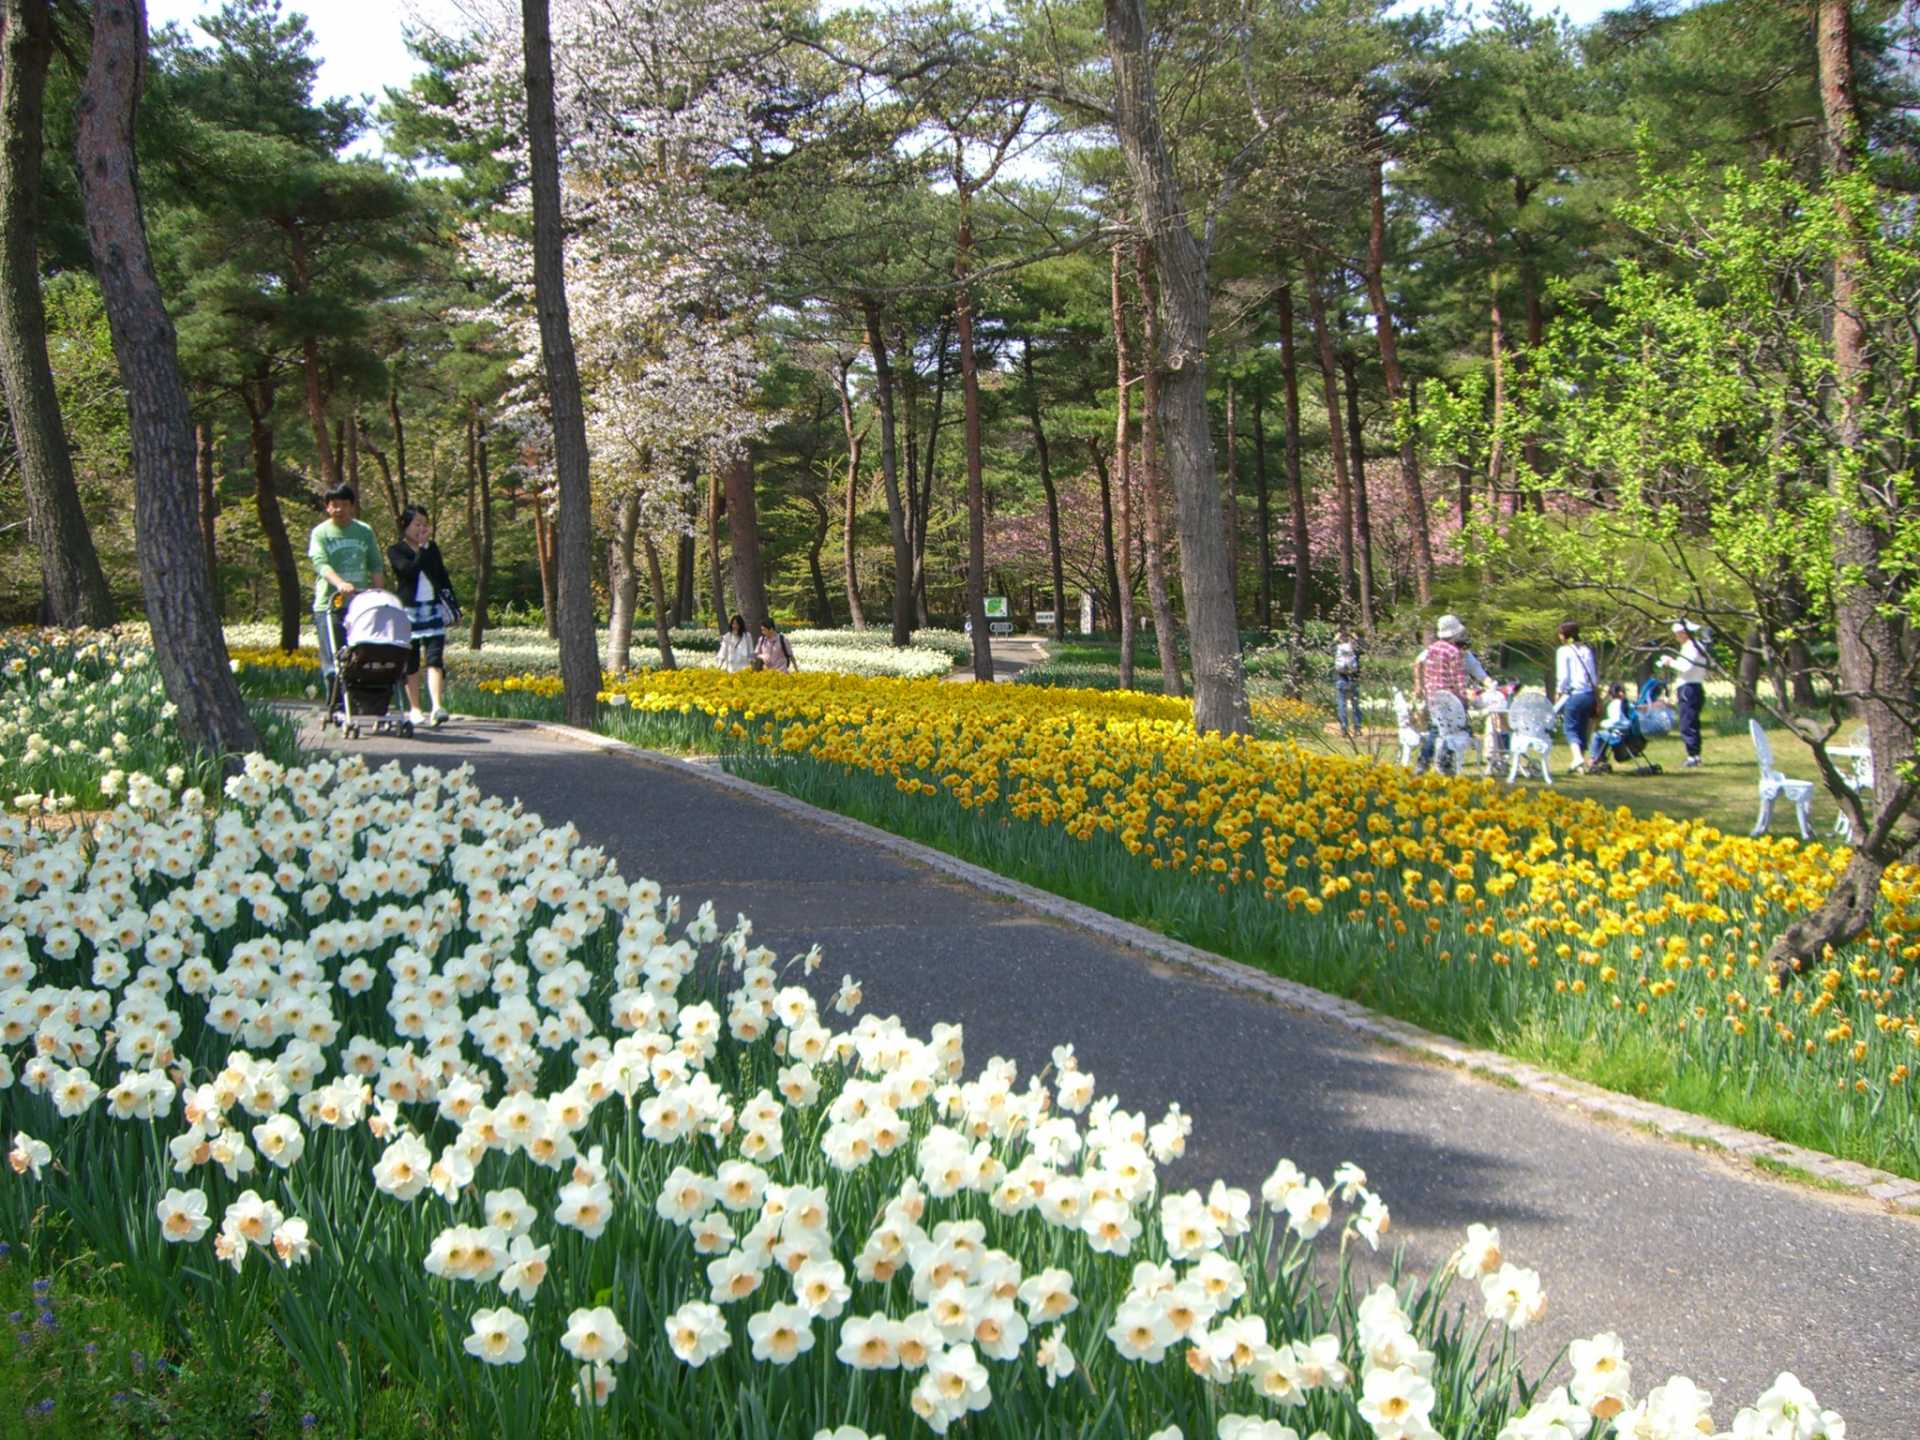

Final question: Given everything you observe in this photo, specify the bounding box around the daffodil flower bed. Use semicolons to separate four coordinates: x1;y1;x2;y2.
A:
581;670;1920;1180
222;624;966;690
0;630;300;814
0;755;1843;1439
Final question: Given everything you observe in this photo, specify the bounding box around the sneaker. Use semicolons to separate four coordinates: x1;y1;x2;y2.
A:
408;708;426;726
1684;755;1701;768
431;708;450;728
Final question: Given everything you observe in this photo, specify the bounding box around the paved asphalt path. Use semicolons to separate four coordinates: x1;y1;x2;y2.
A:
317;715;1917;1435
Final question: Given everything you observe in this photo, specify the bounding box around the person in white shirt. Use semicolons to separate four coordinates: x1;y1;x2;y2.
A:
1553;620;1601;773
717;613;755;673
1656;620;1711;766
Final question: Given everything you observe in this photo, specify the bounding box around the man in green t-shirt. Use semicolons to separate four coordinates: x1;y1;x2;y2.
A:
308;484;385;677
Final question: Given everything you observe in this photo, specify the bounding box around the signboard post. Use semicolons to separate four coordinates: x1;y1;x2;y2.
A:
983;596;1009;619
1034;609;1056;629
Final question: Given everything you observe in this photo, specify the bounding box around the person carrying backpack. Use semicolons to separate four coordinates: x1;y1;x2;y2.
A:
755;618;797;673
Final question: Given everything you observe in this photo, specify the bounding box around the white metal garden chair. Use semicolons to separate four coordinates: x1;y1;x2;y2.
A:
1393;688;1423;769
1506;693;1555;786
1748;719;1815;840
1428;692;1476;778
1831;740;1874;843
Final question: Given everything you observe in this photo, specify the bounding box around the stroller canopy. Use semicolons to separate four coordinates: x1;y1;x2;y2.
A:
342;590;412;649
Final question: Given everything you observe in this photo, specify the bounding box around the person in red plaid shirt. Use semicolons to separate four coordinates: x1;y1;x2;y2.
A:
1411;614;1489;774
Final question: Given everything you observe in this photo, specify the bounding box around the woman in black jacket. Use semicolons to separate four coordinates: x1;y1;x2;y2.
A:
388;505;460;726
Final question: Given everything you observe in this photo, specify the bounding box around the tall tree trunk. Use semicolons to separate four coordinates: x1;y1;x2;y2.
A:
642;533;676;670
1221;377;1239;622
1090;436;1121;631
1276;284;1309;629
1770;0;1920;972
195;418;218;614
1733;628;1762;719
1105;0;1248;734
1488;272;1512;518
1110;247;1137;688
955;201;993;681
1133;239;1184;697
605;485;640;675
1250;388;1272;631
722;451;768;631
860;302;917;645
1341;349;1376;635
673;530;695;624
707;468;727;624
0;0;115;627
387;377;408;508
297;316;336;488
1364;157;1434;604
533;503;557;638
1021;338;1065;641
243;382;300;651
521;0;596;724
1303;262;1355;611
832;356;868;630
76;0;256;752
804;492;835;626
914;313;949;625
469;421;493;649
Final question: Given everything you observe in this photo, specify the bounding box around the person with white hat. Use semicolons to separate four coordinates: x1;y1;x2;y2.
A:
1411;614;1489;773
1656;620;1711;767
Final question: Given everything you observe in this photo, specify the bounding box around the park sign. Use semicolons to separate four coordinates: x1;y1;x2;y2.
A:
1035;609;1057;627
984;596;1009;619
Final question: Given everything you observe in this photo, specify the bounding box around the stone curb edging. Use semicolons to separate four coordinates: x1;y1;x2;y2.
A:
508;718;1918;1216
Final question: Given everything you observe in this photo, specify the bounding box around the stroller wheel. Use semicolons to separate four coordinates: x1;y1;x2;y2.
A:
1648;763;1662;774
401;721;416;738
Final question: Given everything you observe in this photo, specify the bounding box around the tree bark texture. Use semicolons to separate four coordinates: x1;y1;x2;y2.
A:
1250;388;1272;630
955;204;993;681
642;532;676;670
1303;263;1355;611
0;0;115;626
673;530;696;625
1365;157;1434;604
76;0;257;753
833;356;867;630
707;468;727;625
1276;283;1309;628
1769;0;1920;973
1109;246;1137;688
1090;437;1120;630
469;421;493;649
1341;349;1376;635
1104;0;1247;734
1133;240;1184;697
388;377;408;508
605;485;639;675
1022;339;1065;641
722;451;768;632
861;301;918;645
522;0;598;727
1221;377;1238;621
1488;273;1511;517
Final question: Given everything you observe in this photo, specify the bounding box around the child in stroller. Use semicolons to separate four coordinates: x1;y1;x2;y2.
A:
1586;682;1663;775
324;589;415;738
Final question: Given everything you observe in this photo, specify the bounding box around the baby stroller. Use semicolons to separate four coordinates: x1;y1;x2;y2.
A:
324;590;414;739
1636;677;1677;738
1590;692;1662;775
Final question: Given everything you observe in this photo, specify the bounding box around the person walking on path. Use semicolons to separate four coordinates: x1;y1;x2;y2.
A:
1332;629;1362;740
718;614;755;674
1657;620;1711;768
307;484;384;679
755;618;796;673
388;505;459;727
1554;621;1601;774
1412;614;1488;773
